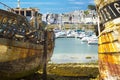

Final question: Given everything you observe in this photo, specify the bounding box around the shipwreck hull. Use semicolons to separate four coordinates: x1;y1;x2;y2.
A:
0;5;55;79
0;52;43;79
0;36;54;79
94;0;120;80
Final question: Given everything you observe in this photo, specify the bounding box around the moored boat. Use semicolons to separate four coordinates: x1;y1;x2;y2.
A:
88;39;98;45
88;35;98;45
0;2;55;79
94;0;120;79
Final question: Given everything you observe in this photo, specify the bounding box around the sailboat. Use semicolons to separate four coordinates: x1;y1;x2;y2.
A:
0;1;55;79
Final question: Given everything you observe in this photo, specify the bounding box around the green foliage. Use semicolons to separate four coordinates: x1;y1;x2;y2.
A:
88;5;96;10
84;10;89;16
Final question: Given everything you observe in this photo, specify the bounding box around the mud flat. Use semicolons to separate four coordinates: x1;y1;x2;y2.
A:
17;63;99;80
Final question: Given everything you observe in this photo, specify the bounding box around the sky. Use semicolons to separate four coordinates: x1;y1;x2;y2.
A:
0;0;95;14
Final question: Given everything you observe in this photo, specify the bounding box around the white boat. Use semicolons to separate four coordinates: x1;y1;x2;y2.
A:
55;30;66;38
87;35;98;45
66;30;76;38
88;38;98;45
77;32;86;39
81;36;90;42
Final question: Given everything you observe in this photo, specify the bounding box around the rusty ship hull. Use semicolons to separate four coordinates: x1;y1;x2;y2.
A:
94;0;120;79
0;37;54;79
0;3;55;79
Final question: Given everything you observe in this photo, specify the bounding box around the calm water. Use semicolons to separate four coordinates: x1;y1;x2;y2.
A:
51;38;98;63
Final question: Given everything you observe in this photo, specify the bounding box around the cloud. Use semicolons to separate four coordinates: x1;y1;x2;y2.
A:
68;0;84;5
88;0;95;4
69;2;84;5
43;7;81;11
21;2;58;5
68;0;76;2
2;2;58;5
68;0;95;5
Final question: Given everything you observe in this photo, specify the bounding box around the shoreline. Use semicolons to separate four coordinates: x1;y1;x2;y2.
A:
18;63;99;80
46;63;99;77
51;53;98;63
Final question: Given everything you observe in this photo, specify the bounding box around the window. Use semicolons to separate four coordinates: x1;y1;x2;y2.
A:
26;11;31;16
20;11;24;16
15;11;19;14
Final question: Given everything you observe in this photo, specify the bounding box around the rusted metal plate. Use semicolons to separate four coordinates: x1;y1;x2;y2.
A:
95;0;120;79
0;33;54;79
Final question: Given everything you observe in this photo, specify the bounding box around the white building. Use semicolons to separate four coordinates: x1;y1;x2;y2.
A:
42;10;98;25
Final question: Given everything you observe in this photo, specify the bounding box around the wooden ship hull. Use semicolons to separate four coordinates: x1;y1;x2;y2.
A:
0;36;54;79
94;0;120;79
0;3;55;79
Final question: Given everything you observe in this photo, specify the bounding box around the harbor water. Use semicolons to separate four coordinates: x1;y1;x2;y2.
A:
51;38;98;63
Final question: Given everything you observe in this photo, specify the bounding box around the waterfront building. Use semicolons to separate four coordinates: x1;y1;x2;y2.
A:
42;10;98;25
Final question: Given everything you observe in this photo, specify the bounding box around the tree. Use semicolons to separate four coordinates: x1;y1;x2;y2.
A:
88;5;96;10
84;10;89;16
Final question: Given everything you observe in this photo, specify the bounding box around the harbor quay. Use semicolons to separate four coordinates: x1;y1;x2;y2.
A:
47;23;96;30
17;63;99;80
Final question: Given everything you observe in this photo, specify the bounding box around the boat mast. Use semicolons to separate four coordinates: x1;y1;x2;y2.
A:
17;0;20;8
97;15;100;36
